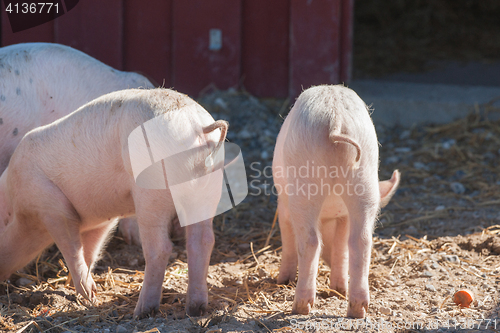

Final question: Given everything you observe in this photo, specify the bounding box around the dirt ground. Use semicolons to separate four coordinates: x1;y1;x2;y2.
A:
1;89;500;333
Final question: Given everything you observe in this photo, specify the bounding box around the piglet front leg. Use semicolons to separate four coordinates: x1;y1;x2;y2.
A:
276;196;298;285
321;217;349;298
185;219;214;316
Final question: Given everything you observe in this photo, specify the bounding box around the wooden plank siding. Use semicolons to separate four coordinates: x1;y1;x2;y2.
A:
172;0;242;96
0;1;353;98
339;0;354;83
123;0;172;87
54;0;123;69
290;0;341;97
241;0;289;98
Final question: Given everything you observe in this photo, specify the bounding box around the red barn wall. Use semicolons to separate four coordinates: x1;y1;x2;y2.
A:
124;0;173;87
172;0;242;96
242;0;289;98
0;0;353;98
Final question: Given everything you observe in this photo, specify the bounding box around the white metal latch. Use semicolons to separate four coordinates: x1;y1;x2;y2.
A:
209;29;222;51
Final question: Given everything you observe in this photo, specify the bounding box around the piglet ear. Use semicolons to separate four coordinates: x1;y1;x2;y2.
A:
203;120;229;150
379;170;400;208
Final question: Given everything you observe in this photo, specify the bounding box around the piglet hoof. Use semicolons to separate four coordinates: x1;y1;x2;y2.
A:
276;271;296;285
133;303;159;319
75;277;97;303
186;301;207;317
276;277;290;285
329;287;347;299
291;298;313;315
347;300;369;318
0;272;11;282
186;288;208;317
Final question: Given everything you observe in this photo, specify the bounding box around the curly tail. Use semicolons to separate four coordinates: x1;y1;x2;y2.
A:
329;134;361;165
203;120;228;151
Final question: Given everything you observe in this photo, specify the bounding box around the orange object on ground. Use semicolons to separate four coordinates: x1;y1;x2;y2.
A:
453;289;474;308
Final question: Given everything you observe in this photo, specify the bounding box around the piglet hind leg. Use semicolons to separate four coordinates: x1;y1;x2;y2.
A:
276;195;297;285
133;214;173;318
185;219;214;317
289;190;326;315
343;192;379;318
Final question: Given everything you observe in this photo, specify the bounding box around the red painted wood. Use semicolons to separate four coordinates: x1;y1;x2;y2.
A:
124;0;172;87
0;0;354;98
290;0;341;98
241;0;289;98
54;0;123;69
340;0;353;84
172;0;242;97
1;3;54;46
